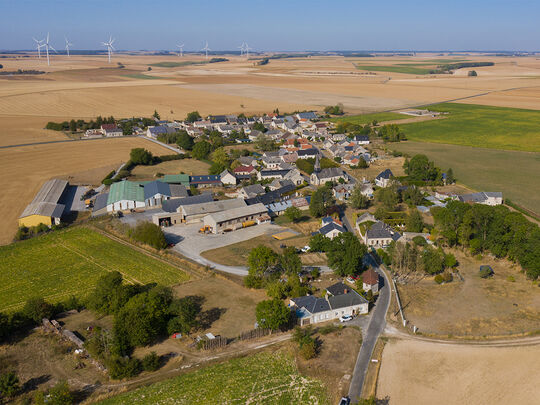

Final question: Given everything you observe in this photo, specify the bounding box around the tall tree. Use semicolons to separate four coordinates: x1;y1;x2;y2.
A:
192;140;212;160
407;209;424;232
255;299;290;330
326;232;367;276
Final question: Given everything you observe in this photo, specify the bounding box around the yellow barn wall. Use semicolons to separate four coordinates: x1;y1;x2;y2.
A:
18;215;52;228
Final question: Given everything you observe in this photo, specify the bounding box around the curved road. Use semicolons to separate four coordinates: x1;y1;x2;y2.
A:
348;254;391;403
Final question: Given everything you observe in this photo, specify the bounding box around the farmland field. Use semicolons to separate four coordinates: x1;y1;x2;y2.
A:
0;137;171;245
388;141;540;216
400;103;540;152
377;338;540;405
355;64;434;75
0;227;189;312
98;351;329;404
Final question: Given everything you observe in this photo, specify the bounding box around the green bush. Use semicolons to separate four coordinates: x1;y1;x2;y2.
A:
128;222;167;250
141;352;161;371
434;274;444;284
412;235;427;246
22;297;54;323
479;265;494;278
107;356;142;379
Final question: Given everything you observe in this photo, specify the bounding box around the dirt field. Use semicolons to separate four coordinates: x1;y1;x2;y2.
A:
377;338;540;405
397;249;540;337
0;137;170;245
129;158;210;180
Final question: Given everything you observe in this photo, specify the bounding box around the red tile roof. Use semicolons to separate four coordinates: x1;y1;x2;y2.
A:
363;268;378;285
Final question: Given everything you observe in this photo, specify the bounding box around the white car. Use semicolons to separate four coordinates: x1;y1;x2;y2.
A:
339;315;353;322
300;245;311;253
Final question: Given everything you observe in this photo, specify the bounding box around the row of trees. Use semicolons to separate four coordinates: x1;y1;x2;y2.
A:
403;154;454;185
377;124;406;142
387;241;457;275
432;201;540;279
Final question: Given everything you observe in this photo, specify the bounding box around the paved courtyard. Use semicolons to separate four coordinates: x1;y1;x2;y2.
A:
164;222;286;275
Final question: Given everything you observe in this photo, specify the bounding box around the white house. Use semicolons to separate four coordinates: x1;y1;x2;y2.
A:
220;170;237;186
362;268;379;294
375;169;394;188
458;192;503;206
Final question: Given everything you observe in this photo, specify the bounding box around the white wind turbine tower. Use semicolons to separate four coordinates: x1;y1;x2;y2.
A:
44;33;57;66
33;37;45;58
201;41;210;59
176;43;184;57
101;36;115;63
238;42;246;56
244;43;251;59
65;37;73;57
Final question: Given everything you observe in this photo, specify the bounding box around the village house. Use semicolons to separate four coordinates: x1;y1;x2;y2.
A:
219;170;237;186
257;169;291;181
233;165;257;176
458;192;503;206
290;282;368;326
189;175;221;188
238;184;266;199
358;220;401;248
313;217;346;239
375;169;394;188
333;183;355;201
362;268;379;293
101;124;123;137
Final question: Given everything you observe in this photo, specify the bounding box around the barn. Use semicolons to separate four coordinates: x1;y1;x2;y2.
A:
19;179;69;228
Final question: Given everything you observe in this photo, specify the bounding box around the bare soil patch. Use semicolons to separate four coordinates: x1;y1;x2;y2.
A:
397;249;540;337
377;337;540;405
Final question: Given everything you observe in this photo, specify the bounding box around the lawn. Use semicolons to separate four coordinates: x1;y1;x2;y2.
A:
389;141;540;216
331;111;407;125
0;227;189;312
99;351;329;404
400;103;540;152
129;158;210;180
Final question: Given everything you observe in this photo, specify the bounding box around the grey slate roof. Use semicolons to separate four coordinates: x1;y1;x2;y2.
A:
93;193;109;212
328;291;368;309
144;180;171;200
182;198;246;216
292;295;331;314
241;184;265;197
313;167;344;180
161;193;213;213
318;222;346;236
326;282;351;296
376;169;394;180
367;221;401;241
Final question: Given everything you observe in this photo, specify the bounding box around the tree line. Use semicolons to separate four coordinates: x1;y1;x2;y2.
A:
432;201;540;279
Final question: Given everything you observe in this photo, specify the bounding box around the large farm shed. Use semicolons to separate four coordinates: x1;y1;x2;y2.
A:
19;179;68;228
203;203;269;234
180;198;246;224
106;180;146;212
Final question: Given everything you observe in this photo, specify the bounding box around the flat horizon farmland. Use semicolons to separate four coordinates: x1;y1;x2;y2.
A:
0;227;189;312
389;141;540;216
399;103;540;152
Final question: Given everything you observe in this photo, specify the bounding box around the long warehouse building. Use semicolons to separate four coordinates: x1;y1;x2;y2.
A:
19;179;69;228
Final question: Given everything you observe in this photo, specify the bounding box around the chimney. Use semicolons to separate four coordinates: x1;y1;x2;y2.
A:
344;288;348;294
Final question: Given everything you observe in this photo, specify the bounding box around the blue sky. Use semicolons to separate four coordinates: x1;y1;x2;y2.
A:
1;0;538;51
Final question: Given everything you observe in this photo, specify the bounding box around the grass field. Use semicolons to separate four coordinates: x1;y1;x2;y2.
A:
331;111;407;125
99;351;329;404
389;141;540;216
400;103;540;152
122;73;165;80
0;227;189;312
148;61;207;68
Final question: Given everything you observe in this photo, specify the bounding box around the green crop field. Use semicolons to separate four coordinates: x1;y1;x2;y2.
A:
99;351;329;405
400;103;540;152
355;64;433;75
122;73;165;80
389;141;540;216
0;227;189;312
331;111;406;125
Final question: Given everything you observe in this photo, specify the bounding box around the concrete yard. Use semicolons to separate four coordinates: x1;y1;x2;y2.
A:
165;222;285;275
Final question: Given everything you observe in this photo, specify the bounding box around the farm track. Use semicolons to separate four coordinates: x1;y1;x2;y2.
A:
384;324;540;347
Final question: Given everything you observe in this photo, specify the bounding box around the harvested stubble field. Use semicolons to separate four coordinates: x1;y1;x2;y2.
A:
399;103;540;152
396;249;540;337
388;141;540;216
98;350;329;405
129;158;210;180
377;338;540;405
0;137;170;245
0;227;189;312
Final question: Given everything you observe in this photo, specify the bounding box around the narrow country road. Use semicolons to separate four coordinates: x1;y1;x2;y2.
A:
348;254;391;403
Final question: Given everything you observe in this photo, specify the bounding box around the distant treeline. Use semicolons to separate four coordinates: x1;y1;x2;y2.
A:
0;69;45;75
208;57;229;63
342;53;374;57
432;61;494;74
46;116;116;132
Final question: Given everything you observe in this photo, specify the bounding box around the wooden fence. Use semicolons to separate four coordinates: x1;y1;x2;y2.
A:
239;328;272;341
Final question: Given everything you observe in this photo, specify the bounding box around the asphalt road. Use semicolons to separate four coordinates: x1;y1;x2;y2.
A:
348;254;391;403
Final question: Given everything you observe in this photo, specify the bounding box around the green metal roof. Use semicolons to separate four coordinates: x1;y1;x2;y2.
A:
107;180;145;204
161;174;190;186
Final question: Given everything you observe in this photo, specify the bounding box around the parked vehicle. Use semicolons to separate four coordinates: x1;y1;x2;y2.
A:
339;397;350;405
300;245;310;253
339;315;353;323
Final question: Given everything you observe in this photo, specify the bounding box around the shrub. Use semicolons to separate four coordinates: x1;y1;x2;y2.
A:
22;297;54;323
412;235;427;246
479;265;494;278
434;274;444;284
318;324;339;335
0;372;20;399
141;352;160;371
507;275;516;282
441;272;453;283
128;222;167;250
299;340;317;359
107;356;142;379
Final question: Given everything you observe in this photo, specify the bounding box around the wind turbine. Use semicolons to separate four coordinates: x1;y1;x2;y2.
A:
201;41;210;59
64;36;73;57
244;43;251;59
176;43;184;57
44;33;57;66
238;42;246;56
33;37;44;59
101;36;115;63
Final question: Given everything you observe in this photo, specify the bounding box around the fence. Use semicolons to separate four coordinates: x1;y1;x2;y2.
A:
199;336;228;350
239;328;272;341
